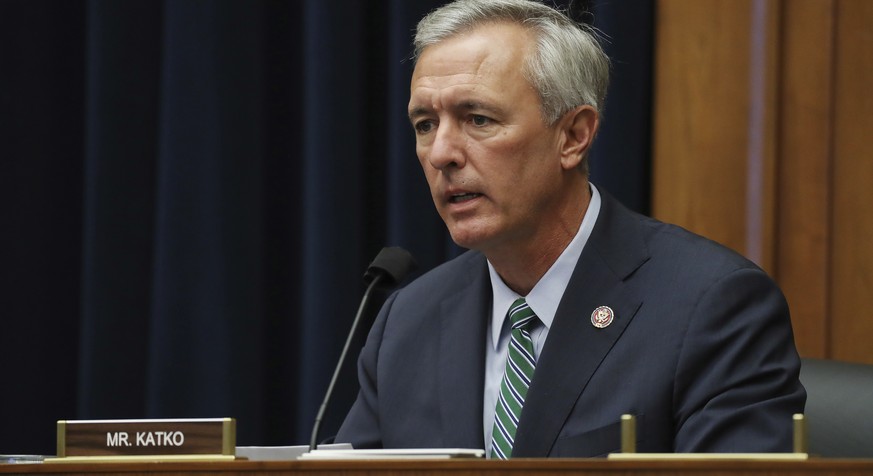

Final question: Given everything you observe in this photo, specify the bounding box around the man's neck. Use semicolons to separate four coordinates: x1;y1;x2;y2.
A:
486;184;591;296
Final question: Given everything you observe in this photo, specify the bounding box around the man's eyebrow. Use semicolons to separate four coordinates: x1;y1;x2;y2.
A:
407;100;503;122
456;100;501;116
408;106;431;122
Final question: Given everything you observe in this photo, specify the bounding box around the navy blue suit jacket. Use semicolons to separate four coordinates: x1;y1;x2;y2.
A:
336;191;805;457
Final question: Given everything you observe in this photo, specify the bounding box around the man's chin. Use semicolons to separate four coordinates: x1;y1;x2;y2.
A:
447;228;493;253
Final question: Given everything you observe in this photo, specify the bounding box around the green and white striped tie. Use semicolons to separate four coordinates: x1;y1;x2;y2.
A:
490;298;538;459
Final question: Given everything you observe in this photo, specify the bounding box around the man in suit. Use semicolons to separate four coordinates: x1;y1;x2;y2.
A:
336;0;805;457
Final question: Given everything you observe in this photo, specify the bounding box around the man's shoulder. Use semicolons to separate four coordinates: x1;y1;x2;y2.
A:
373;249;489;330
393;249;486;299
398;250;488;300
625;212;783;303
642;215;760;273
598;191;766;282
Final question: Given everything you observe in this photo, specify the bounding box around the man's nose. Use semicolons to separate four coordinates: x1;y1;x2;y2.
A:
427;123;466;170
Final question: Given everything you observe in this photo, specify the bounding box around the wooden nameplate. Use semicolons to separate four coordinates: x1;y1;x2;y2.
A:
46;418;236;463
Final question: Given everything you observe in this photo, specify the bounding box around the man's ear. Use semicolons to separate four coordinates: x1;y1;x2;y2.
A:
558;105;599;170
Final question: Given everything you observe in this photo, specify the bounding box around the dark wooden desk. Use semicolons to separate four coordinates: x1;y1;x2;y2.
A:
3;459;873;476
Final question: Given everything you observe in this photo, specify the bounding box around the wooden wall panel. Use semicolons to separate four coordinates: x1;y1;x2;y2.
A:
654;0;873;363
652;0;753;256
830;0;873;364
774;1;835;358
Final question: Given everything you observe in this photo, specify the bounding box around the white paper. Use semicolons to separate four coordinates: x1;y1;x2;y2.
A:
298;448;485;460
236;443;352;461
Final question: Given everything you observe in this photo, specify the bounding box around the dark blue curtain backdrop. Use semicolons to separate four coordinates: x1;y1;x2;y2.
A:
0;0;652;454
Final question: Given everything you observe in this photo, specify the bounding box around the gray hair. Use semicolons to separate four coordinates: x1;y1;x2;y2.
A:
413;0;611;127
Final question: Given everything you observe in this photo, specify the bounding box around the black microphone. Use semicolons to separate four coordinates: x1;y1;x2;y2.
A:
309;247;417;451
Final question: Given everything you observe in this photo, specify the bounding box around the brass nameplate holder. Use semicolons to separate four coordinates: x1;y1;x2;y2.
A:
47;418;236;463
607;414;809;460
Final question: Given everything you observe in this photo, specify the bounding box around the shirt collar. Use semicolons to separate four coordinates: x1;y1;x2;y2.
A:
488;183;602;349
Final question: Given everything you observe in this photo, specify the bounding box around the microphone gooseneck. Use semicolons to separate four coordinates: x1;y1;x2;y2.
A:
309;247;416;452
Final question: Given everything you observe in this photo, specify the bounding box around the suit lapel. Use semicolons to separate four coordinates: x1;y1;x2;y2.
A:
512;191;649;457
438;253;490;449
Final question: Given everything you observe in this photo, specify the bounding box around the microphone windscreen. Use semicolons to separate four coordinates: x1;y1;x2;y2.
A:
363;247;417;286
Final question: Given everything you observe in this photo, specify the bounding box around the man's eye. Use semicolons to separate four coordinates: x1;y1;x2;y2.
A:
415;120;434;133
471;115;490;126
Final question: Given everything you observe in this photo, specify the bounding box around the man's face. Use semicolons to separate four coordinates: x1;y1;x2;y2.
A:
409;23;573;255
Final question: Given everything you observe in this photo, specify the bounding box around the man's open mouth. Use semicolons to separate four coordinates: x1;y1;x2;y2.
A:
449;193;482;204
